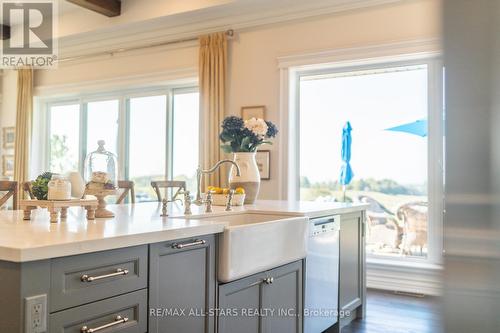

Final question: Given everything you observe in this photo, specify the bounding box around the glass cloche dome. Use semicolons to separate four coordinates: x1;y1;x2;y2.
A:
83;140;118;186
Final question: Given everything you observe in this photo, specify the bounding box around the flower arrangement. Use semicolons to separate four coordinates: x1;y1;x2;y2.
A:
220;116;278;153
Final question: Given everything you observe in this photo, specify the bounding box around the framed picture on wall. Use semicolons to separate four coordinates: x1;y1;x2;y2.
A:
2;127;15;149
256;150;270;180
241;105;266;120
2;155;14;176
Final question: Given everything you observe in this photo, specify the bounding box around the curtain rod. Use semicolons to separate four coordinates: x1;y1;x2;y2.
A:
58;29;234;63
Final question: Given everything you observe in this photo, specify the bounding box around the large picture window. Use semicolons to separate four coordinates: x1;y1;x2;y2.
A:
295;58;443;264
43;87;199;202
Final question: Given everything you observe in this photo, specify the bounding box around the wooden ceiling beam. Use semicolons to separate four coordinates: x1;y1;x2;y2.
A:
67;0;121;17
1;25;10;40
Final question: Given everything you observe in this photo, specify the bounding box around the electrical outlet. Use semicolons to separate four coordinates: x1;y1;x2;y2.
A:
25;294;47;333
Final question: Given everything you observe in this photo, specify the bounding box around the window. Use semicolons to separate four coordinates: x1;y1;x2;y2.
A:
44;87;199;202
172;90;200;194
128;95;168;201
295;59;443;264
86;100;119;156
48;103;80;174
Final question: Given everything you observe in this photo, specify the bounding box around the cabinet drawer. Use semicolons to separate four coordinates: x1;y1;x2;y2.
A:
50;289;147;333
50;245;148;312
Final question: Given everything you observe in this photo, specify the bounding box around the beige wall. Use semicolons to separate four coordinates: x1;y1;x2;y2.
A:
30;0;440;198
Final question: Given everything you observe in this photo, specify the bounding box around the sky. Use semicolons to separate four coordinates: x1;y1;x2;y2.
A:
299;65;428;186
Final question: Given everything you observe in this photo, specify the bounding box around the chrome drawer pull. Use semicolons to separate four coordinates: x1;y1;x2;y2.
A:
81;315;128;333
172;239;206;249
247;276;274;288
264;277;274;285
81;268;129;282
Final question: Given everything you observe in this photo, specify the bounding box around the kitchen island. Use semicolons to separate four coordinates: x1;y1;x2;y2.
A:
0;200;367;333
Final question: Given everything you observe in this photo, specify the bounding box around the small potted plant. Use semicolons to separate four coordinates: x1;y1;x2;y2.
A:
31;172;55;200
220;116;278;203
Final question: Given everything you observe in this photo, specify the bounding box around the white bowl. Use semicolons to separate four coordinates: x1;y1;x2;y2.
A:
202;193;245;206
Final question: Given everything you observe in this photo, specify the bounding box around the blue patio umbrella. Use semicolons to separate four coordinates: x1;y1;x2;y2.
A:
385;118;428;137
339;121;353;201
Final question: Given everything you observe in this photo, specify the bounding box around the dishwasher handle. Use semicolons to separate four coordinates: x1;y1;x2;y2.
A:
310;215;340;236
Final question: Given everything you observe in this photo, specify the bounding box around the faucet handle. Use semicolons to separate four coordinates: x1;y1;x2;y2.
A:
161;198;168;217
182;190;191;200
205;191;214;213
182;191;192;215
225;189;235;211
160;195;185;217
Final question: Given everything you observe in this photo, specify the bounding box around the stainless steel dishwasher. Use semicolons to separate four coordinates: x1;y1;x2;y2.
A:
304;215;340;333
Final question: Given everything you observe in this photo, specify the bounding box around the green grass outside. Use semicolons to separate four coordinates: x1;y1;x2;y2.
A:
300;188;426;214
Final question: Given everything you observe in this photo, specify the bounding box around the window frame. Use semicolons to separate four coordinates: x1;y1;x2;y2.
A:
291;56;444;266
40;85;199;201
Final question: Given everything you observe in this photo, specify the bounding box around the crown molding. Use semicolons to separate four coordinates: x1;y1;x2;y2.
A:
57;0;406;60
277;38;442;69
35;67;197;97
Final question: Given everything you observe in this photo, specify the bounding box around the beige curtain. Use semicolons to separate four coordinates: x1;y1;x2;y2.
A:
199;32;227;188
14;68;33;204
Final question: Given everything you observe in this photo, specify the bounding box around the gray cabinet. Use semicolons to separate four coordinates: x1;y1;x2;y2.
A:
262;261;303;333
339;211;366;328
218;271;265;333
50;289;147;333
149;235;216;333
218;260;303;333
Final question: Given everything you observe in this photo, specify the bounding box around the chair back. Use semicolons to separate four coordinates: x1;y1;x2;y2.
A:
23;181;35;200
150;180;186;202
116;180;135;204
0;181;18;209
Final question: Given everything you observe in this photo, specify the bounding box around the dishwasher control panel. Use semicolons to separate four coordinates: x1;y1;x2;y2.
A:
310;215;340;236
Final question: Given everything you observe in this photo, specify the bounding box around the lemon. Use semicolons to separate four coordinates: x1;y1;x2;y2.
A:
222;188;230;195
235;187;245;194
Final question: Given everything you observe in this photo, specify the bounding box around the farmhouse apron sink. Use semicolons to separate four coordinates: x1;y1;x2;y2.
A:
176;212;309;282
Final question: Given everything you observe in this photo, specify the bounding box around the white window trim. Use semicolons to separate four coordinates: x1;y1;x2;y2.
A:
278;39;444;295
34;82;199;194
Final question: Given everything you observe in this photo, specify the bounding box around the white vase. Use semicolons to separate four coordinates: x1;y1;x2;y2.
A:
229;152;260;204
67;171;85;198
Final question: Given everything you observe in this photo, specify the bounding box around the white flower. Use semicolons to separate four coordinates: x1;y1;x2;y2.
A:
244;117;268;137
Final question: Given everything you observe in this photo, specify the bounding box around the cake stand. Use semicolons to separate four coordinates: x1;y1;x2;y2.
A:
84;188;117;218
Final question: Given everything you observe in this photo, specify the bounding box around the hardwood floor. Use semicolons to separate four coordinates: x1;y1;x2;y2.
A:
341;289;442;333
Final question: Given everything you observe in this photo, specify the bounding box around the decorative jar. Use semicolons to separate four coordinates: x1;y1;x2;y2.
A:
83;140;118;186
48;175;72;201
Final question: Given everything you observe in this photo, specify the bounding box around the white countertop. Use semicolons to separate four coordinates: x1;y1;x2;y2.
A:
0;200;367;262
